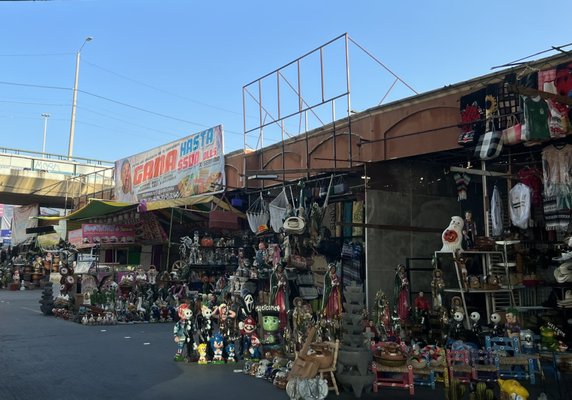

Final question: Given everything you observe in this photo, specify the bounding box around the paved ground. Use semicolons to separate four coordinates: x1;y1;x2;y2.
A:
0;289;569;400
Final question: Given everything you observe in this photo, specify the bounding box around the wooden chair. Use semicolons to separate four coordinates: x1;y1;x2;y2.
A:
316;340;340;395
470;349;499;382
445;349;473;384
485;336;540;384
370;341;414;395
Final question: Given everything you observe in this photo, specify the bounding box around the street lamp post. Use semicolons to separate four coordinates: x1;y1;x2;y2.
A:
68;36;92;160
41;113;50;155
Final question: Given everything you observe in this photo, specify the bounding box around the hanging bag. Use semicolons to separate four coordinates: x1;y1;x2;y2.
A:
501;115;523;145
475;112;503;160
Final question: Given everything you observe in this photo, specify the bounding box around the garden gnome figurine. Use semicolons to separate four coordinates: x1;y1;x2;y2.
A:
441;216;464;252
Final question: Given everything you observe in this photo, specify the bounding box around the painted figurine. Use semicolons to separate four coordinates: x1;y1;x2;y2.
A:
470;311;482;335
441;216;464;252
197;304;213;343
490;312;505;337
173;303;196;362
462;210;477;249
210;333;225;364
505;307;521;338
239;316;257;357
393;264;410;321
213;302;236;339
322;263;342;320
269;263;289;329
249;334;262;360
226;343;236;363
197;343;209;364
262;314;281;345
431;267;445;311
449;311;465;341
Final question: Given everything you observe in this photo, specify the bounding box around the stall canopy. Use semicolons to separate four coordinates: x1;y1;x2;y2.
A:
35;195;245;223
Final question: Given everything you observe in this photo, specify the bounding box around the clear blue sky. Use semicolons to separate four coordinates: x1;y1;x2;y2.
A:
0;0;570;163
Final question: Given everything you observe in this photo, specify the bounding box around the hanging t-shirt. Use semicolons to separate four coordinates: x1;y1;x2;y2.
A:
517;166;543;207
509;183;531;229
491;186;503;237
542;144;572;207
522;96;551;141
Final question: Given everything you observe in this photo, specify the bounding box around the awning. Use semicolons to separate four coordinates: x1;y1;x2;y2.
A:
35;195;245;223
36;199;138;222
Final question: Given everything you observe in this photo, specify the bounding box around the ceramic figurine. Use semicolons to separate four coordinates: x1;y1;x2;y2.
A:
198;304;213;342
469;311;482;334
519;329;535;354
173;303;196;362
213;302;236;339
269;263;289;328
262;314;281;345
226;343;236;363
321;263;342;320
449;311;465;340
505;307;521;338
197;343;209;364
462;210;477;250
239;316;257;357
210;333;225;364
393;264;410;321
490;313;505;337
498;379;529;400
431;268;445;311
249;334;262;360
441;216;464;252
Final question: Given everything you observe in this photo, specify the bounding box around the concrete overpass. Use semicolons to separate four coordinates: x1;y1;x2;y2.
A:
0;147;115;209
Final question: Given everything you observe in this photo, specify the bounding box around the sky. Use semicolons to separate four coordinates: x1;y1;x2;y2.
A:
0;0;571;165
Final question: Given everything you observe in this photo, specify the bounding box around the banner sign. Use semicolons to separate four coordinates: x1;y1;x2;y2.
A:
68;229;83;247
114;125;225;203
81;224;135;245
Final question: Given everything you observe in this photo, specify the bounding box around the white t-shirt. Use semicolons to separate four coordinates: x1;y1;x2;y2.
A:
509;183;531;229
491;186;503;236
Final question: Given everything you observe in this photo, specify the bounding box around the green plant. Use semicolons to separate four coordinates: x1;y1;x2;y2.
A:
446;379;467;400
469;382;494;400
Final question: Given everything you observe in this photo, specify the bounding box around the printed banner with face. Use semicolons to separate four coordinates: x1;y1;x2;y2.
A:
115;125;225;203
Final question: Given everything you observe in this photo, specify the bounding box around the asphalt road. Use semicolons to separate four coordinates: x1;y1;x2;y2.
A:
0;289;569;400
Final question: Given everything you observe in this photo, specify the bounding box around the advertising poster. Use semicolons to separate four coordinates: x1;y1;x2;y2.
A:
81;224;135;245
114;125;225;204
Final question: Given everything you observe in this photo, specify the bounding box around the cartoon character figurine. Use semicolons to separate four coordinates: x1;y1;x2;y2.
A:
197;343;209;364
213;303;236;339
239;316;257;357
449;311;465;341
470;311;482;334
198;304;213;343
262;314;281;345
226;343;236;363
210;333;225;364
173;303;196;362
490;312;505;337
249;334;262;360
504;307;521;338
441;216;464;252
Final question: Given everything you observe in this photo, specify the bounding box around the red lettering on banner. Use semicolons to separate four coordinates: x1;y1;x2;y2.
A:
132;149;179;186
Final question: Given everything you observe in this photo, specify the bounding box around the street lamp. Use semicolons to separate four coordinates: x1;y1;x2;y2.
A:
41;113;50;155
68;36;93;160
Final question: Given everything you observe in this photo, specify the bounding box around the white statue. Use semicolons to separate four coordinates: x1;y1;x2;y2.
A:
441;216;464;252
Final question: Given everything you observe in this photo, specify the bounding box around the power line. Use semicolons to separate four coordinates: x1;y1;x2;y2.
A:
0;78;248;136
83;59;243;116
0;52;72;57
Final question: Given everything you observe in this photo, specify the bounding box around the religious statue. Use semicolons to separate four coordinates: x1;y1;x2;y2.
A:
431;268;445;311
321;263;342;320
393;264;410;321
269;262;289;329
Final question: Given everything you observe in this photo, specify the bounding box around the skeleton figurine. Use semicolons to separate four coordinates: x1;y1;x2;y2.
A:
470;311;482;335
490;312;505;337
173;304;196;362
449;311;465;341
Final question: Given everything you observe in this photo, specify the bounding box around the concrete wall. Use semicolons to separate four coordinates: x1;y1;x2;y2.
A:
365;159;459;308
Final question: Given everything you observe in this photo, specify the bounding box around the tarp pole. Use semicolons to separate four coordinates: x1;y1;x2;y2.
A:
166;208;174;271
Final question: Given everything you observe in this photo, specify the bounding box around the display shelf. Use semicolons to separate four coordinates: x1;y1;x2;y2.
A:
444;288;513;293
435;250;503;255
